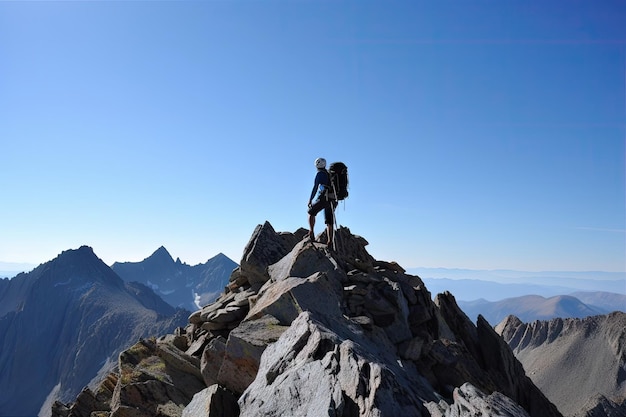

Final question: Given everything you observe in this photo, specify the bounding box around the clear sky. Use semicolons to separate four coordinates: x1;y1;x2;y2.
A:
1;1;624;274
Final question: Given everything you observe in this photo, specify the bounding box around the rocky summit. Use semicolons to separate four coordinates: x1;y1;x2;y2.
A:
53;222;562;417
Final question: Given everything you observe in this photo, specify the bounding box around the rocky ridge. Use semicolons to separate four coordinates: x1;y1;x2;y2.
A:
53;222;562;417
496;313;626;417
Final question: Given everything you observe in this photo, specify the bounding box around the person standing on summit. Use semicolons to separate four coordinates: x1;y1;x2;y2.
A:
307;157;336;250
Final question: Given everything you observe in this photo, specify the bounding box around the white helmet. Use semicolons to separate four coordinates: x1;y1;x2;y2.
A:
314;157;326;169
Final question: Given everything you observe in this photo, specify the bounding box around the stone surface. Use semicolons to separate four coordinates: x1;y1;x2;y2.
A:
109;337;205;417
425;382;531;417
200;336;227;387
217;315;288;395
238;221;299;288
182;385;239;417
238;311;433;417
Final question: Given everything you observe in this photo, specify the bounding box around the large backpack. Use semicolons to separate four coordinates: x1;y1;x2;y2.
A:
328;162;349;201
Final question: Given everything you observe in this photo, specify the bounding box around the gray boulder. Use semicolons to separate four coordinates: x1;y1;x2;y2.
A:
238;311;433;417
425;382;531;417
182;385;239;417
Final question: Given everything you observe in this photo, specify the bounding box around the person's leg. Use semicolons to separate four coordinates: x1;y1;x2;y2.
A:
308;214;316;239
308;199;324;240
326;223;334;250
323;201;335;249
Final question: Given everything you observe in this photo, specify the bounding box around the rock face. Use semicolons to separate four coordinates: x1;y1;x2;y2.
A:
0;246;188;417
112;248;238;311
54;222;562;417
496;312;626;417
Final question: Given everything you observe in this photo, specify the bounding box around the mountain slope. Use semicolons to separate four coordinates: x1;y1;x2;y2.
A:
496;313;626;416
112;248;237;311
569;291;626;315
459;294;604;325
0;246;188;417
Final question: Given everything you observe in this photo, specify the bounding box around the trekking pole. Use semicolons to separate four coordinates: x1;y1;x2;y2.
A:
330;178;339;252
333;204;338;251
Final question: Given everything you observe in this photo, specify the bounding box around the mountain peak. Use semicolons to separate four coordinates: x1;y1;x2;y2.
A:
36;245;124;289
149;246;173;262
58;245;96;261
0;245;188;416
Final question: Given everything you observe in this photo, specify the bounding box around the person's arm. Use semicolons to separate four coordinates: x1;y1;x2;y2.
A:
309;172;321;204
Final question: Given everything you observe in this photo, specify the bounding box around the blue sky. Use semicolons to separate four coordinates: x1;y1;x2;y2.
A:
1;1;624;274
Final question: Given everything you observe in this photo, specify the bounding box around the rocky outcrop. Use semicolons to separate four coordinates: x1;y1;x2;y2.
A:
425;382;532;417
496;312;626;417
54;222;562;417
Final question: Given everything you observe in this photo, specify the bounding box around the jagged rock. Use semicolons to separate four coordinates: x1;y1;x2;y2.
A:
427;292;561;417
195;288;254;323
434;292;482;359
159;333;189;352
191;287;255;332
267;238;344;283
246;272;344;325
217;315;288;395
52;387;111;417
51;372;118;417
200;336;227;387
324;227;377;273
182;385;239;417
51;402;70;417
238;221;299;288
399;336;426;361
238;311;435;416
110;337;205;417
425;382;531;416
185;331;210;357
476;316;561;417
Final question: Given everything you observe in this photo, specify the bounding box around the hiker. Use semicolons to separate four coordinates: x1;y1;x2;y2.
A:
307;157;337;249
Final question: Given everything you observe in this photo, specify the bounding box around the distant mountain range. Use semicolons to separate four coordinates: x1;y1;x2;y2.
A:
414;269;625;302
111;246;237;311
458;292;626;325
409;268;625;325
0;246;189;417
411;267;625;285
